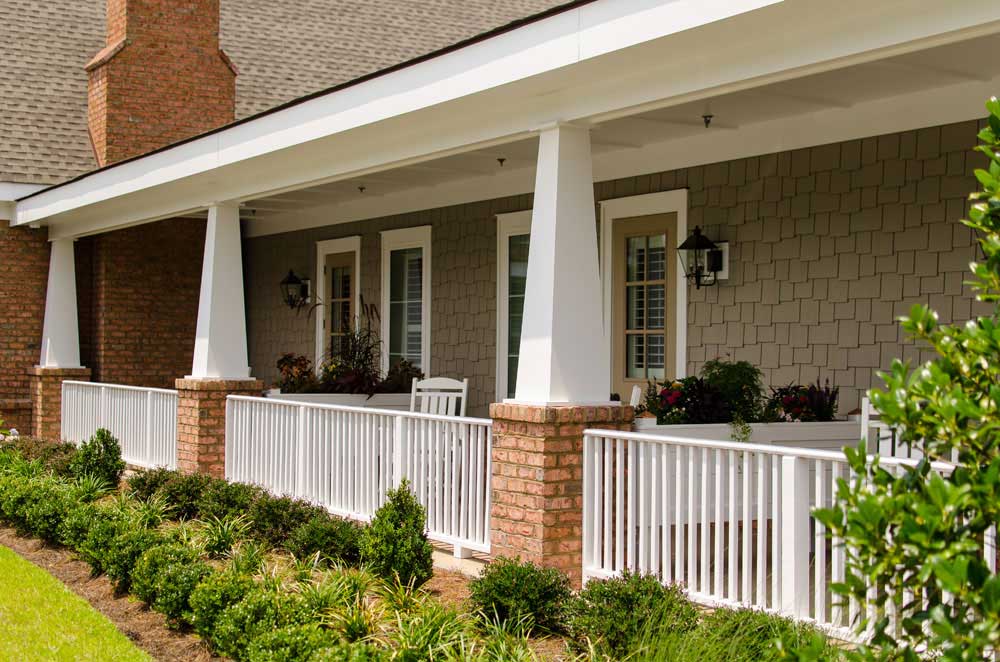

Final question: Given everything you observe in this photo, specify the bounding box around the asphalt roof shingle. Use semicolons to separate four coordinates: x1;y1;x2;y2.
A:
0;0;566;185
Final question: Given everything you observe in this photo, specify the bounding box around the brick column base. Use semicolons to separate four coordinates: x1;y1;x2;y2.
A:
0;399;33;436
489;403;634;586
176;379;263;477
28;367;91;440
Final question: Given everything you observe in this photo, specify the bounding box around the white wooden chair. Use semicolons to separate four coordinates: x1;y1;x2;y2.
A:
861;396;920;460
628;384;643;408
410;377;469;417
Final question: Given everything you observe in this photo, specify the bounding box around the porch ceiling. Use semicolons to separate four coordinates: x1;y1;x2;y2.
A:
241;30;1000;235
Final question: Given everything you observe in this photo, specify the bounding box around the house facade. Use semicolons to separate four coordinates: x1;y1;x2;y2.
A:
3;0;1000;580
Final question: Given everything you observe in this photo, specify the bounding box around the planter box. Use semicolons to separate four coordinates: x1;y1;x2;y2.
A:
266;391;412;411
632;419;861;451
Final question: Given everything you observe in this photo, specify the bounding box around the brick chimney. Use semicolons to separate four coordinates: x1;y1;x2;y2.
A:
86;0;237;166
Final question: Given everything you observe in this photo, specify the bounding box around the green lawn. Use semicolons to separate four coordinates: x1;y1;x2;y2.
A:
0;545;151;662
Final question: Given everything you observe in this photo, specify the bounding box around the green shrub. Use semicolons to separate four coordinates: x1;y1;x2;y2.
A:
0;475;35;532
101;525;164;592
197;479;264;521
78;511;123;570
59;501;109;551
246;623;341;662
132;543;201;605
359;480;432;588
0;437;78;476
127;468;178;501
469;556;571;634
566;572;698;658
158;472;213;520
154;560;214;626
308;642;389;662
22;479;75;543
189;570;257;640
701;358;764;423
637;607;835;662
212;587;310;659
69;428;125;486
249;495;325;547
286;515;362;566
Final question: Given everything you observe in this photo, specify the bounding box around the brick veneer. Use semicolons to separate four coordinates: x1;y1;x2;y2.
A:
176;379;263;477
0;222;49;430
78;218;205;388
29;367;91;440
489;402;634;586
86;0;236;166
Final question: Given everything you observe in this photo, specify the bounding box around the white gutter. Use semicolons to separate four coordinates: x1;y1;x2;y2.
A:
1;182;45;221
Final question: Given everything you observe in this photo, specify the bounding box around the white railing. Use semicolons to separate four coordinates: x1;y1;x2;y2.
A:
225;395;492;556
61;381;178;470
583;429;978;641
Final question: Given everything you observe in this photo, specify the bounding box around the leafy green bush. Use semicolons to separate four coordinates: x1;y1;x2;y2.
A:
249;495;325;547
469;556;571;634
211;586;310;659
132;543;201;605
22;478;75;543
197;479;264;521
69;428;125;486
127;468;178;501
0;437;77;476
59;501;110;551
189;570;257;640
101;525;164;592
701;358;764;423
246;623;341;662
637;607;834;662
154;560;214;626
158;472;213;520
308;642;389;662
811;98;1000;660
360;480;432;588
286;514;363;566
566;572;698;658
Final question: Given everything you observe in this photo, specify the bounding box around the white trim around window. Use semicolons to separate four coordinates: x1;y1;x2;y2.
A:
599;189;688;378
495;210;532;401
315;236;362;369
380;225;432;374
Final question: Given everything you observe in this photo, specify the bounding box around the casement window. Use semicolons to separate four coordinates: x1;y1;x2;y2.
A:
380;226;431;373
315;237;361;368
496;211;531;400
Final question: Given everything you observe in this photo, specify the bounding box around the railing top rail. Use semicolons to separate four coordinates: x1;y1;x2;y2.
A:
584;428;956;473
226;394;492;427
62;380;178;396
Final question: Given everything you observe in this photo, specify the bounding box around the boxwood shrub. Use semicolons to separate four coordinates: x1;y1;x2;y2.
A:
189;570;258;641
132;543;201;605
245;623;340;662
468;556;571;634
211;586;311;659
359;480;432;588
69;428;125;487
154;560;214;626
249;495;325;547
197;479;264;522
285;514;362;566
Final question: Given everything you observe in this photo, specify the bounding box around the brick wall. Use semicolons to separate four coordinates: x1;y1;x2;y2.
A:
86;0;236;165
245;119;986;417
82;218;205;388
0;221;48;429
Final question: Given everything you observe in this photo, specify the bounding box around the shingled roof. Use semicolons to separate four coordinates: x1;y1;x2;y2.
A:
0;0;566;186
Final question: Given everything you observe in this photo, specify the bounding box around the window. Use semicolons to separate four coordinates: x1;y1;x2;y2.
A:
381;226;431;373
315;237;361;369
496;211;531;400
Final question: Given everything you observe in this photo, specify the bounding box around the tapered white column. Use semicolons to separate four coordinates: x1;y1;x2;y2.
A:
39;238;82;368
189;203;250;379
514;124;609;403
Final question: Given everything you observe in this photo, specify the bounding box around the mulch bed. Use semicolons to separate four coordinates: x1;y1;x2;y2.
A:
0;527;218;662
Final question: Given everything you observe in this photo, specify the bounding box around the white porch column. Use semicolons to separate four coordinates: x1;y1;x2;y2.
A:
39;238;82;368
514;124;609;403
189;203;250;379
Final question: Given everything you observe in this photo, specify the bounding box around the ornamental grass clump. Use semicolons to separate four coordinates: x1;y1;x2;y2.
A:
811;98;1000;660
360;479;433;588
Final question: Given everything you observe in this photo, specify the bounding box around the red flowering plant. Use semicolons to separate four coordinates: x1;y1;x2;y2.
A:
764;379;838;422
642;377;730;424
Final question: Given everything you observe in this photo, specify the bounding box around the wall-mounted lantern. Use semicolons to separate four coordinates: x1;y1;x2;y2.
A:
280;269;311;310
678;226;724;289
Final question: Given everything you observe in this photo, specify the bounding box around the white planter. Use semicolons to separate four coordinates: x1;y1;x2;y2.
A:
266;391;412;411
632;419;861;451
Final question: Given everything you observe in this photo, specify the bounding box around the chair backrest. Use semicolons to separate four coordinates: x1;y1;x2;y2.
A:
861;396;919;460
410;377;469;417
628;384;643;408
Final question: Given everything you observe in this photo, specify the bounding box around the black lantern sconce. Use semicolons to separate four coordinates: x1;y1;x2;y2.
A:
678;226;725;289
280;269;312;310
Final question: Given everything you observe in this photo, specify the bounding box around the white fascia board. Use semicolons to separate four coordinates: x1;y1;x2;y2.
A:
0;183;44;220
15;0;779;230
19;0;1000;237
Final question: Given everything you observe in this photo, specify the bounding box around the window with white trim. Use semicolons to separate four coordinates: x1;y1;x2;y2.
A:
380;226;431;373
496;211;531;400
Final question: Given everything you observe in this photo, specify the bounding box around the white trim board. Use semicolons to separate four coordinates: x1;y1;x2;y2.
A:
495;210;532;401
314;236;362;370
600;189;688;379
380;225;432;374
